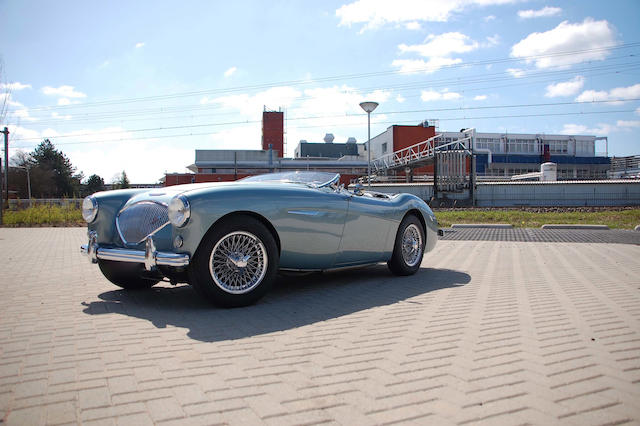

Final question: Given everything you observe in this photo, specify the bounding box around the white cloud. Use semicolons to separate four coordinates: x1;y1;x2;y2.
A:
51;112;72;120
7;125;42;141
511;19;617;69
575;83;640;104
199;84;394;156
421;89;461;102
1;82;31;91
506;68;525;78
42;85;87;99
617;120;640;128
560;119;640;136
473;95;488;100
3;93;22;108
485;34;500;47
336;0;518;32
559;123;613;136
224;66;237;77
135;42;145;48
394;32;496;75
367;89;392;103
545;76;585;98
396;94;406;103
208;126;262;151
392;57;462;74
518;6;562;19
201;86;302;118
399;32;479;57
484;15;496;22
3;94;36;122
405;21;422;30
636;107;640;116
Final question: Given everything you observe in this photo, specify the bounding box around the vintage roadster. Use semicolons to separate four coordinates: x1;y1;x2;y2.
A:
81;171;439;307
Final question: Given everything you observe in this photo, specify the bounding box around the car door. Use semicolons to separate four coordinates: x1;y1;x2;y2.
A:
334;191;396;267
275;187;350;270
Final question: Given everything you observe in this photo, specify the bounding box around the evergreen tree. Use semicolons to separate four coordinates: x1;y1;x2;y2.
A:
117;171;130;189
29;139;82;197
85;174;105;194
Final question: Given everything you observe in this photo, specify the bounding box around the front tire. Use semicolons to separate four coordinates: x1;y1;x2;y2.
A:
98;260;159;289
387;215;425;276
189;215;279;307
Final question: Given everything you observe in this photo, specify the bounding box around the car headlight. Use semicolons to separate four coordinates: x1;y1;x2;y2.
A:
82;196;99;223
168;195;190;227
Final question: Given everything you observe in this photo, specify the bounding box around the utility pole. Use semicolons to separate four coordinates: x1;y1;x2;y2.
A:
1;127;8;224
2;127;8;204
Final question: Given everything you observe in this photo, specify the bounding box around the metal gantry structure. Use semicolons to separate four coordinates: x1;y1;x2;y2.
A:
367;129;477;202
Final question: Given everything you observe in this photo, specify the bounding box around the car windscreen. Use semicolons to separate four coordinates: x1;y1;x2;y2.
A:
241;171;340;188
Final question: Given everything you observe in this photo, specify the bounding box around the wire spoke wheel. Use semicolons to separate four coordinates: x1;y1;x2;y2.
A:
209;231;268;294
401;223;423;267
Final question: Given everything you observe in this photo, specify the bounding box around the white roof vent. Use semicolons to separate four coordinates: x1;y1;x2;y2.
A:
324;133;334;143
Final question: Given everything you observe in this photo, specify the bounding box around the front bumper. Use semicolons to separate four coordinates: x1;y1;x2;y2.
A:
81;231;190;271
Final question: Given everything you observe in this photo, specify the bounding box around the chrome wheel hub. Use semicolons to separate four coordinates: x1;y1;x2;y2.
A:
401;224;423;267
209;231;267;294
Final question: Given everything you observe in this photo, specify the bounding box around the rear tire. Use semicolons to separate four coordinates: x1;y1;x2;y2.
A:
98;260;159;289
387;215;425;276
189;215;279;308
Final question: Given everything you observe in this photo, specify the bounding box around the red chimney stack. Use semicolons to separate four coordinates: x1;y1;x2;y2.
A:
262;110;284;157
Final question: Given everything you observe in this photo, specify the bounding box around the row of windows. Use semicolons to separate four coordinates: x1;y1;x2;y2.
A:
474;139;593;155
487;167;607;178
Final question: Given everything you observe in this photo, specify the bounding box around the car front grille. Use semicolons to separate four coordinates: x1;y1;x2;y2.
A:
116;201;169;244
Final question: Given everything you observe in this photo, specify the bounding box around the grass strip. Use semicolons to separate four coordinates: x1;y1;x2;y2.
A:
2;205;639;230
434;208;640;229
3;204;84;227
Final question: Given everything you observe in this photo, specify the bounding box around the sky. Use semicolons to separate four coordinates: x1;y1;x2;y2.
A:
1;0;639;183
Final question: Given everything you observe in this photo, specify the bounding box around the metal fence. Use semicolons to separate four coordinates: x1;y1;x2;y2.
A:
355;181;640;207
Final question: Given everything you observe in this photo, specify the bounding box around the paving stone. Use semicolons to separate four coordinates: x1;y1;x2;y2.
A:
1;227;639;425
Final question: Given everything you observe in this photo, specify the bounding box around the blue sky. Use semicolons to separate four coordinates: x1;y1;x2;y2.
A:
1;0;639;183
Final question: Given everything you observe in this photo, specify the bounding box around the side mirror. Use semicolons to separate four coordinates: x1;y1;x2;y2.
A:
354;183;364;196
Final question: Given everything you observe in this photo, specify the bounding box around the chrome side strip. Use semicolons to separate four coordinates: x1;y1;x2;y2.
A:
287;210;321;216
279;262;381;273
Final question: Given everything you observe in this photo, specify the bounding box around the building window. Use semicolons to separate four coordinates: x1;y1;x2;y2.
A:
382;142;388;154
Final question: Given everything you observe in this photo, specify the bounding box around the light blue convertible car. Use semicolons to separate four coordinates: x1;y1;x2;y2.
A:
81;171;439;307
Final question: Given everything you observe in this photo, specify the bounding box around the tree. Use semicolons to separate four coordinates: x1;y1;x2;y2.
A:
30;139;82;197
85;174;105;194
115;170;130;189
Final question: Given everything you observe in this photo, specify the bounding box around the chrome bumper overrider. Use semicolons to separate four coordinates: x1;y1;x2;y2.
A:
80;231;190;271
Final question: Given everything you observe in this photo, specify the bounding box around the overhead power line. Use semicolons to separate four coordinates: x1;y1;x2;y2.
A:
11;58;640;127
9;98;640;142
14;42;640;113
11;109;636;149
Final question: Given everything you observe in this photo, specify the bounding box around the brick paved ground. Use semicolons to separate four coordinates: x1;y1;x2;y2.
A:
440;228;640;245
1;227;639;425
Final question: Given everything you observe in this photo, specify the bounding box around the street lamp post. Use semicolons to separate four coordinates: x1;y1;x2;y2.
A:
359;101;378;188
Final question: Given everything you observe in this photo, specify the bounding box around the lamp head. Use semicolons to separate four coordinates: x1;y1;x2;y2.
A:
359;101;378;113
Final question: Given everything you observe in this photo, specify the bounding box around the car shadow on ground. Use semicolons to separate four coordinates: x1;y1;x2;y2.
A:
82;265;470;342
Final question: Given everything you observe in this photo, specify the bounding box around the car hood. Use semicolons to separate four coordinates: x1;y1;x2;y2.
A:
120;180;316;208
120;182;233;207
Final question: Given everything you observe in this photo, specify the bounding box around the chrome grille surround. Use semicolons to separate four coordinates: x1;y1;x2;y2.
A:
116;201;169;245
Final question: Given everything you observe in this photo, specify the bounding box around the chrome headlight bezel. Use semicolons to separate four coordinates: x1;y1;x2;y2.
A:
82;196;99;223
168;195;191;228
